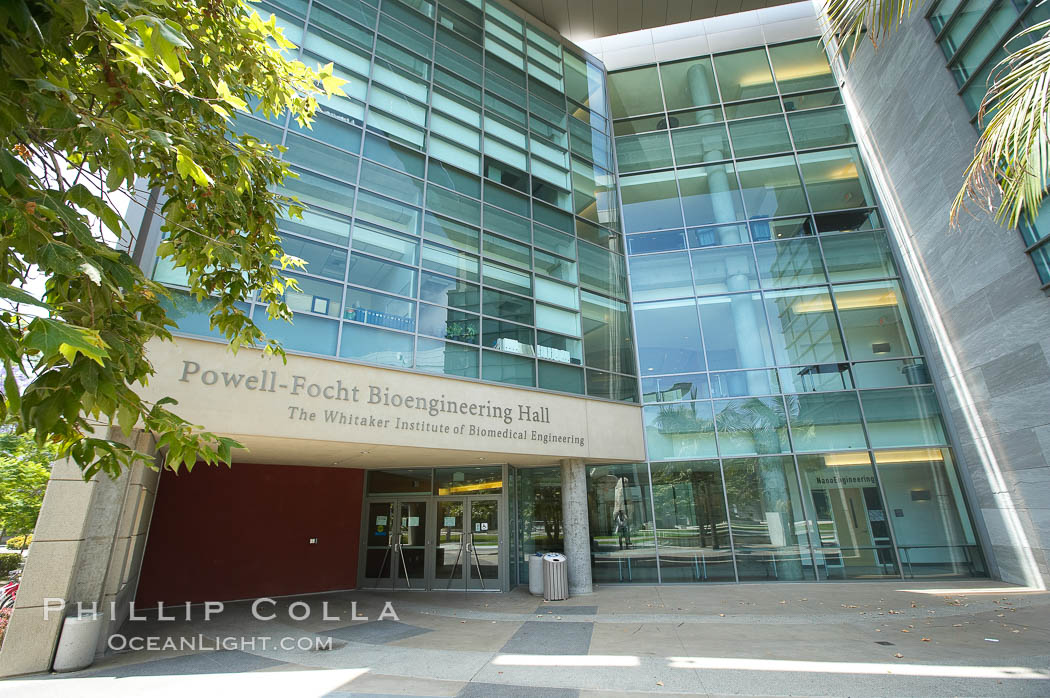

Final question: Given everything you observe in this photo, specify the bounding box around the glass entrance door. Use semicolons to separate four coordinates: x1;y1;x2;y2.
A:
434;500;466;589
396;500;428;588
364;499;429;588
364;500;396;586
432;497;501;590
467;498;501;590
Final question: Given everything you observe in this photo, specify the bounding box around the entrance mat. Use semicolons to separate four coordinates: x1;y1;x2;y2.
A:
458;683;578;697
84;650;284;677
533;605;598;615
499;620;593;655
324;620;432;645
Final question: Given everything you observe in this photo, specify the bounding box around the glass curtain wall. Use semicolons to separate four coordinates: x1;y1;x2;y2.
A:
926;0;1050;286
602;38;985;582
151;0;637;401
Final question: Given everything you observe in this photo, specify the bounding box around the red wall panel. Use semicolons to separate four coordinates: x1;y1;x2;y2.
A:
136;462;364;607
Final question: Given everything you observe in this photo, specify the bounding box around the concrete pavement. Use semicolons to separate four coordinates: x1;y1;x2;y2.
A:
0;580;1047;696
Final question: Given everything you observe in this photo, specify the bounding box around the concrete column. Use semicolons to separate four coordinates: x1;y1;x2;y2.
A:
560;458;592;595
0;428;160;678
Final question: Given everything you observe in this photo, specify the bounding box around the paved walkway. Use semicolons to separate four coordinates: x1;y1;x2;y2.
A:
1;580;1048;696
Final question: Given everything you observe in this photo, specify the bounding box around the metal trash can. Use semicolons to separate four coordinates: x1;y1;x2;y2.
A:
542;552;568;601
53;611;104;672
528;553;545;596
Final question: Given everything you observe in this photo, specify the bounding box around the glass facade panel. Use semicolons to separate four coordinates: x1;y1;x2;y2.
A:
714;48;777;102
644;402;717;461
768;39;836;93
728;115;792;157
737;155;808;218
873;448;984;577
659;57;719;110
634;299;705;375
588;463;659;583
650;460;735;581
722;456;811;580
789;391;867;452
861;387;948;448
796;453;899;579
797;148;875;212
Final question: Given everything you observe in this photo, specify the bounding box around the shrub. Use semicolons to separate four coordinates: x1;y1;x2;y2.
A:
0;553;21;577
0;608;12;648
4;535;31;550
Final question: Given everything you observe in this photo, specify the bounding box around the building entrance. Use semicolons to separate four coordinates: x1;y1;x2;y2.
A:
360;466;506;591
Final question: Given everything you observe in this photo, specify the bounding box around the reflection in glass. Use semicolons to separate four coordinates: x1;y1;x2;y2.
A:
340;322;414;367
874;448;985;578
620;170;684;233
714;396;791;457
642;373;710;402
798;147;875;212
644;402;717;461
679;163;746;227
415;337;479;378
754;238;826;288
722;456;812;580
587;463;659;583
482;348;535;386
615;132;674;172
671;123;732;166
764;287;847;366
254;312;338;355
634;299;705;375
821;231;897;282
728;115;792;157
714;48;776;102
737;155;808;219
777;363;853;393
629;252;693;301
513;466;563;585
853;358;930;389
435;499;465;588
787;107;854;150
796;453;899;579
861;387;948;448
768;40;836;93
660;57;719;110
650;460;734;581
697;293;776;371
835;281;920;360
709;368;780;398
581;292;636;375
691;246;760;294
608;65;663;118
788;391;867;451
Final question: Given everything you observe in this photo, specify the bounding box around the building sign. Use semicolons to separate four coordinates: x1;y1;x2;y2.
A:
143;338;646;462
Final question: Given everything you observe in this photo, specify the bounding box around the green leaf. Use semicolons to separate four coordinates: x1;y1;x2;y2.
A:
24;318;110;366
0;284;52;310
175;145;213;186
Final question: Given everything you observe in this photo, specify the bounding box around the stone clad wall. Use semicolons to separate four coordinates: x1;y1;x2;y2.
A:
837;12;1050;587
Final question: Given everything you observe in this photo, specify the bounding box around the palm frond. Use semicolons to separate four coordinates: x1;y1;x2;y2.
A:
821;0;924;60
952;20;1050;228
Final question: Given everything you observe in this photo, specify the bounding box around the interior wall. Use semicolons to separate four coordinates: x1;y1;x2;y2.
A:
136;462;364;606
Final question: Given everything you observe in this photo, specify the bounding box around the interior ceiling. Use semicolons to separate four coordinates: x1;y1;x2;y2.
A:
509;0;801;42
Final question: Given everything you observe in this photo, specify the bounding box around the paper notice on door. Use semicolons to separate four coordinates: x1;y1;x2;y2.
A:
444;516;456;527
481;522;488;531
408;516;419;527
375;516;387;526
